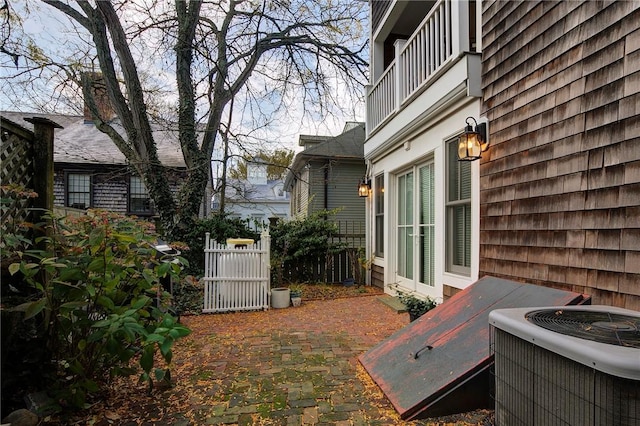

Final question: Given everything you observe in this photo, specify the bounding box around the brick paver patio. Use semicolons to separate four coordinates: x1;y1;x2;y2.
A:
82;294;493;425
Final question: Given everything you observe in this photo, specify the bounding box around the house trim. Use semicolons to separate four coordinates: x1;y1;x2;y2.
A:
366;60;481;162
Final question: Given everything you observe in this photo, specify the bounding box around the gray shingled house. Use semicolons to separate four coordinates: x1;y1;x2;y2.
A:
1;111;186;218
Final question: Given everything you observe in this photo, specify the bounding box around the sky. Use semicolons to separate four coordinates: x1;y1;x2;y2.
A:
0;1;368;153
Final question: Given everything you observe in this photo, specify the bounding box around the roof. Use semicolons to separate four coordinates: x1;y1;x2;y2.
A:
222;178;289;202
1;111;186;168
284;122;365;188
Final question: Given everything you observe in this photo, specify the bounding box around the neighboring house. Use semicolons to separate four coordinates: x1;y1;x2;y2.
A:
364;1;483;299
480;1;640;310
284;122;366;224
212;158;290;228
0;110;186;218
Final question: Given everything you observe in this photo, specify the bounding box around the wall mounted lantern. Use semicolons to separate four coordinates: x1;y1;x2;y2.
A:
358;177;371;197
458;117;489;161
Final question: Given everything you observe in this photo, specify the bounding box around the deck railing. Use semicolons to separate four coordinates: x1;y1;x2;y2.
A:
366;0;470;133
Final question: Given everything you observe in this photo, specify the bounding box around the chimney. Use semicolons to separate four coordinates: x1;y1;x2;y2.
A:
82;72;115;123
247;157;268;185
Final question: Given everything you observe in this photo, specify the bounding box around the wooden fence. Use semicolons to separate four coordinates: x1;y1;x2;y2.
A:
275;220;367;284
202;231;271;313
1;116;59;240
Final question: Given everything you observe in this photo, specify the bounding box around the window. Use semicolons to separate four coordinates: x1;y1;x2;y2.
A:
446;139;471;275
129;176;153;215
250;214;265;230
67;173;91;209
374;174;384;257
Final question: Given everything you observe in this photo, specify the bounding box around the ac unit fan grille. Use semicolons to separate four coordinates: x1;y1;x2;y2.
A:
525;309;640;348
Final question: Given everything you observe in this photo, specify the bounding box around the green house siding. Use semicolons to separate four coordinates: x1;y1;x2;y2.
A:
327;162;366;223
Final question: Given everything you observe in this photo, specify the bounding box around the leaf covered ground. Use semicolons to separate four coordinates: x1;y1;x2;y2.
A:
41;286;494;425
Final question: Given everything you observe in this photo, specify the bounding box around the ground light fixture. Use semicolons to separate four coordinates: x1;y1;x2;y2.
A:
458;117;489;161
358;177;371;197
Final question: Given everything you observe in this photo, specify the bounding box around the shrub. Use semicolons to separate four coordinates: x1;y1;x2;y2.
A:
269;210;347;285
394;287;437;321
4;209;190;411
178;213;260;276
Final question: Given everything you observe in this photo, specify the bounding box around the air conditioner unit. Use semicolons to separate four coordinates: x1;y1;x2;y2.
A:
489;305;640;426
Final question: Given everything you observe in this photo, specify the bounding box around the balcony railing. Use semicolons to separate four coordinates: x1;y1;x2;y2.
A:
367;0;470;133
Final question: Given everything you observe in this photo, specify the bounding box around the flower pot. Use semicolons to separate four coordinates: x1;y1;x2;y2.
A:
291;297;302;307
271;287;290;308
343;278;355;287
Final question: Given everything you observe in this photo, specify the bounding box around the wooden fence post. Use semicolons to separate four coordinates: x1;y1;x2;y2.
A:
24;117;61;217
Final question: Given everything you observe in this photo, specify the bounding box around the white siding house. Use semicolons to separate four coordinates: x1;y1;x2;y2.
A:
365;0;484;300
212;159;290;229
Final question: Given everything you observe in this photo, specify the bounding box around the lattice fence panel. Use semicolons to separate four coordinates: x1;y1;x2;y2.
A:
1;124;35;236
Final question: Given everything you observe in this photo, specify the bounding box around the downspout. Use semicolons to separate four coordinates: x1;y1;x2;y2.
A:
364;159;372;286
324;160;329;212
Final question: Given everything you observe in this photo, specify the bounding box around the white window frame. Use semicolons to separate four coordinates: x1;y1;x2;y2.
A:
445;138;472;276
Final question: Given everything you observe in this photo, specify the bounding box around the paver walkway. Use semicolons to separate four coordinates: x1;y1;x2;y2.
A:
82;295;493;425
175;295;409;425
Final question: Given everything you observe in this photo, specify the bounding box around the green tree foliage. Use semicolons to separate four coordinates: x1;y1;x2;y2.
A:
230;149;295;181
3;208;190;411
269;210;347;284
2;1;368;241
179;213;260;277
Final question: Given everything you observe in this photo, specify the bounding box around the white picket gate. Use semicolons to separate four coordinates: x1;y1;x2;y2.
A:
202;231;270;313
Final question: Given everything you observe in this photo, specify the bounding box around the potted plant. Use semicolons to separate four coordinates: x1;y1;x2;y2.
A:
394;288;437;322
289;284;303;307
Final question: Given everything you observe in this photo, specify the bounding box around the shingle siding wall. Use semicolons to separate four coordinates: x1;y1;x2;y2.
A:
371;0;391;35
53;166;184;216
54;169;129;213
481;0;640;310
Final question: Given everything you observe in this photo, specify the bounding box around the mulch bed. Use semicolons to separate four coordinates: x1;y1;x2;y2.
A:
282;282;385;300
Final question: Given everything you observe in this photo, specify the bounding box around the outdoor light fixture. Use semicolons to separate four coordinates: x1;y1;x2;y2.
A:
458;117;489;161
358;177;371;197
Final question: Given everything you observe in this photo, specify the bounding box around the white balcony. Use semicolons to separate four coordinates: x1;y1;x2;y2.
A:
366;0;480;140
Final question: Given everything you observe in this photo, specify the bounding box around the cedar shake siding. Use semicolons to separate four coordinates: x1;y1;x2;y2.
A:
480;1;640;310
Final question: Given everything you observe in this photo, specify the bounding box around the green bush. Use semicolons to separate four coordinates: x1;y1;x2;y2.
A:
270;210;347;285
4;209;190;411
394;287;437;321
178;213;260;276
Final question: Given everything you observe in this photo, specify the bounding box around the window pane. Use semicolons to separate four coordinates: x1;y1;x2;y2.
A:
420;226;434;285
398;175;406;225
446;138;471;275
397;171;413;279
130;176;153;214
419;163;435;286
398;226;413;279
420;164;434;224
452;205;471;267
448;141;459;201
406;173;413;224
67;174;91;209
448;141;471;202
375;174;384;257
459;161;471;199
